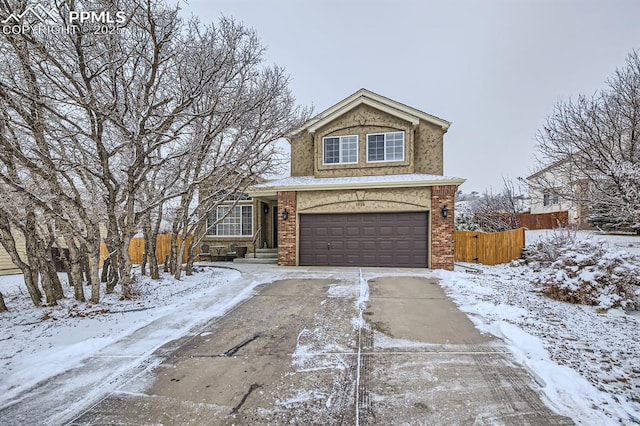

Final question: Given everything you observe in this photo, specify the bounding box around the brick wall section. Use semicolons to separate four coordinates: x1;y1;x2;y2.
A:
431;185;457;270
277;191;297;266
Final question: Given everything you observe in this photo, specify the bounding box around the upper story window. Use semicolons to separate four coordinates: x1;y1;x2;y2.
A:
543;191;559;206
366;132;404;162
323;135;358;164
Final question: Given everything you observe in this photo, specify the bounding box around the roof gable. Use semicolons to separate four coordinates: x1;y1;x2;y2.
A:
290;88;451;137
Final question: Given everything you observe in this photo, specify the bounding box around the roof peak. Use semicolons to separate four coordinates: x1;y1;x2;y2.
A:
288;89;451;137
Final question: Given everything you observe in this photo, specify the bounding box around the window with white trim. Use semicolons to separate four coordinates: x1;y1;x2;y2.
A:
366;132;404;162
206;205;253;236
323;135;358;164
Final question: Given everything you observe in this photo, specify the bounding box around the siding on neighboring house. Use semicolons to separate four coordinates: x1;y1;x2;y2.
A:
0;230;27;276
527;167;581;227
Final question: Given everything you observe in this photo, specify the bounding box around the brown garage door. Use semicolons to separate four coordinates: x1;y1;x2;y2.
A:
299;212;428;267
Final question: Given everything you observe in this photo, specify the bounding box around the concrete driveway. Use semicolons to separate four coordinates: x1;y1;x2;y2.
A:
72;267;573;425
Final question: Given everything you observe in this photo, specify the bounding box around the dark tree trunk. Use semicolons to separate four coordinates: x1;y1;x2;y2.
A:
0;292;7;312
149;207;163;280
106;254;119;293
101;257;110;283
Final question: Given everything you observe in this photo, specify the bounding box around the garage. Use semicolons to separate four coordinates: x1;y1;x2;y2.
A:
299;212;428;267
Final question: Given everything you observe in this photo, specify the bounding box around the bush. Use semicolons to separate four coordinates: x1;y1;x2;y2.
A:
522;228;577;266
528;235;640;310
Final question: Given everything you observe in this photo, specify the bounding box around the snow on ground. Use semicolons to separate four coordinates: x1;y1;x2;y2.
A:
526;229;640;256
438;230;640;425
0;264;267;411
2;231;640;424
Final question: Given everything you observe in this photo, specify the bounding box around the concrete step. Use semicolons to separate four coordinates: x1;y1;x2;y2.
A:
254;248;278;259
233;257;277;264
253;252;278;259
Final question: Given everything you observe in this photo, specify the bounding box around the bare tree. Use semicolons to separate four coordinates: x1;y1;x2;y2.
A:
461;177;526;232
0;0;307;303
532;50;640;232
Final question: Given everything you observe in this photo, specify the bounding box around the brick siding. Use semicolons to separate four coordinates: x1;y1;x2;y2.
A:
277;191;297;266
431;185;457;270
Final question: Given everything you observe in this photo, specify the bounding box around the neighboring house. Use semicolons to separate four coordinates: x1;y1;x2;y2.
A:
239;88;464;270
526;162;589;228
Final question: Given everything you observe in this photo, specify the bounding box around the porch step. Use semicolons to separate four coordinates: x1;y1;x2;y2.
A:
253;248;278;259
233;248;277;264
233;257;277;264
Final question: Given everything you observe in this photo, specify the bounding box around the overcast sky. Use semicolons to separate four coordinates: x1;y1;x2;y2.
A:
180;0;640;193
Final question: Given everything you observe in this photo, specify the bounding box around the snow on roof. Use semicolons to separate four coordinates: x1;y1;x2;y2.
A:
248;173;465;195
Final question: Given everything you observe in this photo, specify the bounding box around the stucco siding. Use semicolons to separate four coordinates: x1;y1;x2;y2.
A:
290;132;314;177
290;103;445;179
415;118;444;175
297;187;431;214
313;104;414;177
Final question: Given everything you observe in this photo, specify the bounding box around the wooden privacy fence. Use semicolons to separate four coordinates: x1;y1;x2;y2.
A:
455;228;525;266
517;211;568;230
100;234;195;265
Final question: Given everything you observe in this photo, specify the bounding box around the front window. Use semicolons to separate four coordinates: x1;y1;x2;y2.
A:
367;132;404;162
323;135;358;164
207;205;253;236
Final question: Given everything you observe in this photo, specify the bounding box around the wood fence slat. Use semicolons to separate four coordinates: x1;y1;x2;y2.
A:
454;228;525;265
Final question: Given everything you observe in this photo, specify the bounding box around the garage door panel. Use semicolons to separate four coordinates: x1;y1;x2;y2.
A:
379;240;394;250
395;226;411;235
330;241;345;251
313;241;327;250
314;228;329;237
395;240;411;250
362;240;377;250
379;226;394;235
299;212;429;267
345;240;361;250
346;227;360;236
360;254;378;264
362;226;377;236
413;241;428;250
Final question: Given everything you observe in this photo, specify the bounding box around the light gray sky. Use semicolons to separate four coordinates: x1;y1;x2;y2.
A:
180;0;640;193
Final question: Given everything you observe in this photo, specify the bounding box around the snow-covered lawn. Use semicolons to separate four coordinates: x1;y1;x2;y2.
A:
0;265;267;412
439;229;640;424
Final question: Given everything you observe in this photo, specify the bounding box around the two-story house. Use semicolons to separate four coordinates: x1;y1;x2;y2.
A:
242;89;464;270
526;159;592;229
